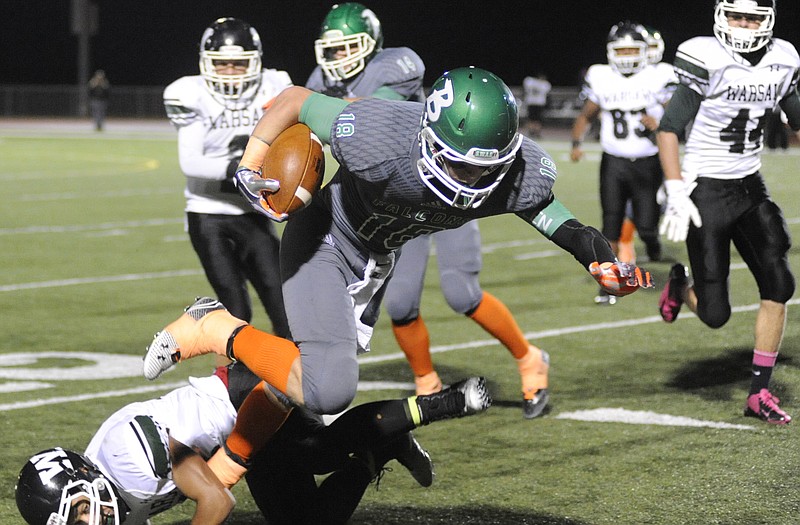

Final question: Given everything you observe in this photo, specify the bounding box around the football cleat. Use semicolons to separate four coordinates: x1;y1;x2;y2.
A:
391;432;435;487
523;389;550;419
744;389;792;425
414;370;443;396
416;376;492;424
521;349;550;419
594;288;617;306
659;263;689;323
143;297;232;380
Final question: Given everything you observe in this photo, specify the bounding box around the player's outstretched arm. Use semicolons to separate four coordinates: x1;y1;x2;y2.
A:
170;438;236;525
526;198;653;296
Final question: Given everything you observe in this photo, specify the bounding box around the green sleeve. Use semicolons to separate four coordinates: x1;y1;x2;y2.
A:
658;84;702;136
299;92;350;143
780;85;800;131
529;198;576;237
371;86;406;100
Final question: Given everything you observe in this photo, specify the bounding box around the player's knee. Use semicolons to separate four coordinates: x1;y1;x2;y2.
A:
440;271;482;314
384;297;418;324
697;303;731;329
760;265;795;304
301;356;359;414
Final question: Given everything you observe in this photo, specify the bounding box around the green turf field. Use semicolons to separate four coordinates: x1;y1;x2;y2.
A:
1;124;799;524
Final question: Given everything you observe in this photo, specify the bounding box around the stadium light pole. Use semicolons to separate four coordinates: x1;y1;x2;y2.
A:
71;0;98;117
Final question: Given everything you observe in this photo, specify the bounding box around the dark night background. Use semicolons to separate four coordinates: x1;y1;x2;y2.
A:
5;1;800;89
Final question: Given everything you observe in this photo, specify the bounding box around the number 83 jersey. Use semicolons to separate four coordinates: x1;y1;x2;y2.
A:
581;63;676;158
675;36;800;181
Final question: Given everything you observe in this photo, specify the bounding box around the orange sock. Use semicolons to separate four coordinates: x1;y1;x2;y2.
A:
230;326;300;394
392;316;434;376
469;292;529;359
226;382;292;464
617;218;637;264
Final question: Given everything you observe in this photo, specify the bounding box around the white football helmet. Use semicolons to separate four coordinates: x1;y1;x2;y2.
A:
643;26;665;64
713;0;775;53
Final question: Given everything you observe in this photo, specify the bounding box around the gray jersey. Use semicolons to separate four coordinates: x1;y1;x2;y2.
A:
319;98;557;254
305;47;425;101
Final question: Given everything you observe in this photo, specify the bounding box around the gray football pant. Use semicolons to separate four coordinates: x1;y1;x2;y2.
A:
384;220;484;323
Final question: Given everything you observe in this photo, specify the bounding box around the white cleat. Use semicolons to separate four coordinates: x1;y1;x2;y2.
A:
142;297;227;380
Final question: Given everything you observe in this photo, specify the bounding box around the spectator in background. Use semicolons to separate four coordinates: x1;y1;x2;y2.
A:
88;69;110;131
162;17;291;356
522;72;551;138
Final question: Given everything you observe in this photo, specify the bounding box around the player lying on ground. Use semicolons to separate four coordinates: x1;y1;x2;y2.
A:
16;362;490;525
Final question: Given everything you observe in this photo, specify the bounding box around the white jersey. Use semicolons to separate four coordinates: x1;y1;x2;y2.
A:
163;70;293;215
674;37;800;182
523;76;551;106
582;63;676;158
84;375;236;524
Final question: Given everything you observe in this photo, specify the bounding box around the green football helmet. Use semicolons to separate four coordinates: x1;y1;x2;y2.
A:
418;66;523;209
314;3;383;81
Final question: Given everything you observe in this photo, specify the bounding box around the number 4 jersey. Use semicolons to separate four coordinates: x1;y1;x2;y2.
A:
674;36;800;181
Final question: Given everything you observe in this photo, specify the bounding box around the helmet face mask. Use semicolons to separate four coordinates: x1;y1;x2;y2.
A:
606;22;649;75
713;0;775;53
314;3;383;81
417;67;523;209
199;17;263;103
16;448;119;525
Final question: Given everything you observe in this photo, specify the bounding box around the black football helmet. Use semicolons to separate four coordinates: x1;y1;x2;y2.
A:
606;21;649;75
16;448;120;525
199;17;263;102
713;0;775;53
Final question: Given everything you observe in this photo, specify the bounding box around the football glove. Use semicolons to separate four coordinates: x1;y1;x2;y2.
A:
233;167;287;222
659;179;701;243
589;261;653;297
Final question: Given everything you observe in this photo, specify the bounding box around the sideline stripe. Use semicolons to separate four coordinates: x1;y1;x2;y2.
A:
0;217;182;236
556;408;755;430
0;269;204;292
359;298;799;366
0;381;186;412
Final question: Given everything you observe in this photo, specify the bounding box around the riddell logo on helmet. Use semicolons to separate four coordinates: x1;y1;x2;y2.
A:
471;149;497;159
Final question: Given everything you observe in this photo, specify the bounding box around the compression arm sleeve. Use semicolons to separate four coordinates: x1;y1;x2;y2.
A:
657;84;702;135
780;86;800;131
299;92;350;143
521;197;616;268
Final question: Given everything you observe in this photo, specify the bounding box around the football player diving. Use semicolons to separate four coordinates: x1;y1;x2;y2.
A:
307;2;551;419
657;0;800;424
142;66;653;489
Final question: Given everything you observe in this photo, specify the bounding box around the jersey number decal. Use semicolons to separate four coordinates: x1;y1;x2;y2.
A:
357;214;445;251
610;108;649;139
720;109;767;154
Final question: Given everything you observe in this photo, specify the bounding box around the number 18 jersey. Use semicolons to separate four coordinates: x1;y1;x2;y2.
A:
674;37;800;181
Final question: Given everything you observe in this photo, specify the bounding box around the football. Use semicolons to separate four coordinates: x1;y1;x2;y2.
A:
261;123;325;217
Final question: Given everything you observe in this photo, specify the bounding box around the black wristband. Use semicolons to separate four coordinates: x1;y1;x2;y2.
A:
571;140;582;149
